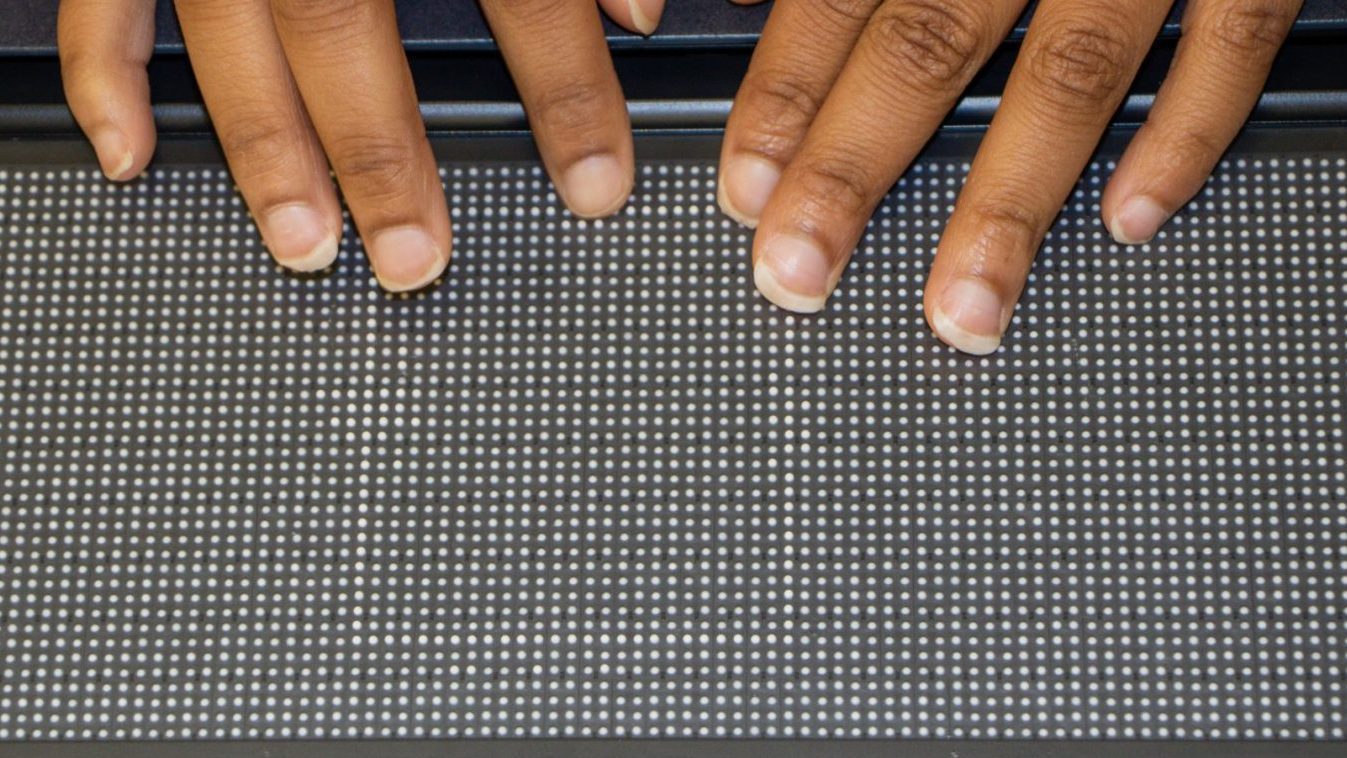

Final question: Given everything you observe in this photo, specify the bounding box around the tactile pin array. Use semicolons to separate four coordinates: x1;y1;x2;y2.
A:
0;154;1344;739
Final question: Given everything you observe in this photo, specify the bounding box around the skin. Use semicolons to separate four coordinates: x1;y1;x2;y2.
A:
58;0;664;291
61;0;1302;355
719;0;1303;353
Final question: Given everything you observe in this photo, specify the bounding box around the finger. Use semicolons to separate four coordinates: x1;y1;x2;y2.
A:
480;0;633;219
175;0;342;272
749;0;1025;312
596;0;664;35
717;0;885;228
57;0;156;180
1102;0;1301;245
924;0;1170;355
269;0;450;292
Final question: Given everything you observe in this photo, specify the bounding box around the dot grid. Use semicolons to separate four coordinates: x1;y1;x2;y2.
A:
0;148;1344;741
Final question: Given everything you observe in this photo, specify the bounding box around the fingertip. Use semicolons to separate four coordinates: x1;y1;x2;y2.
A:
367;225;451;292
753;262;827;313
559;153;632;219
718;154;780;228
753;233;833;313
65;77;156;181
260;203;341;273
627;0;664;35
597;0;664;35
88;125;141;181
280;235;340;273
1107;194;1170;246
929;310;1002;356
718;180;757;229
925;277;1006;356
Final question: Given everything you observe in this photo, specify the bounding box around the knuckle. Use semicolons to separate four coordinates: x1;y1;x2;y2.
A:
329;135;422;203
270;0;370;35
485;0;575;31
60;49;145;96
812;0;880;25
1203;1;1297;56
961;196;1042;263
528;79;614;140
59;50;101;94
1169;123;1226;160
868;0;984;91
1027;18;1132;110
739;70;825;145
795;150;876;219
58;44;92;76
1154;123;1227;166
216;114;298;175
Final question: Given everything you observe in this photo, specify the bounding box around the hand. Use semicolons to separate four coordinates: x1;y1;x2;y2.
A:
719;0;1302;353
58;0;664;290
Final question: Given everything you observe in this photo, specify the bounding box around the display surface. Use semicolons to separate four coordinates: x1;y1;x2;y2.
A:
0;133;1344;741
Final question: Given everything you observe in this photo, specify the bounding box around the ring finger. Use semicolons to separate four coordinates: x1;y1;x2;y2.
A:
175;0;342;272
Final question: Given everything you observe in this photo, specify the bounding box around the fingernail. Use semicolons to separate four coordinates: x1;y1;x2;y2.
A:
718;155;780;228
367;226;447;292
930;277;1005;355
91;126;135;181
753;234;833;313
261;204;338;272
560;154;630;219
1109;195;1170;245
627;0;663;35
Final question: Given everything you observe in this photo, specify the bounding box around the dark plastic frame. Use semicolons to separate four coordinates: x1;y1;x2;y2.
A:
3;90;1347;139
6;0;1347;54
